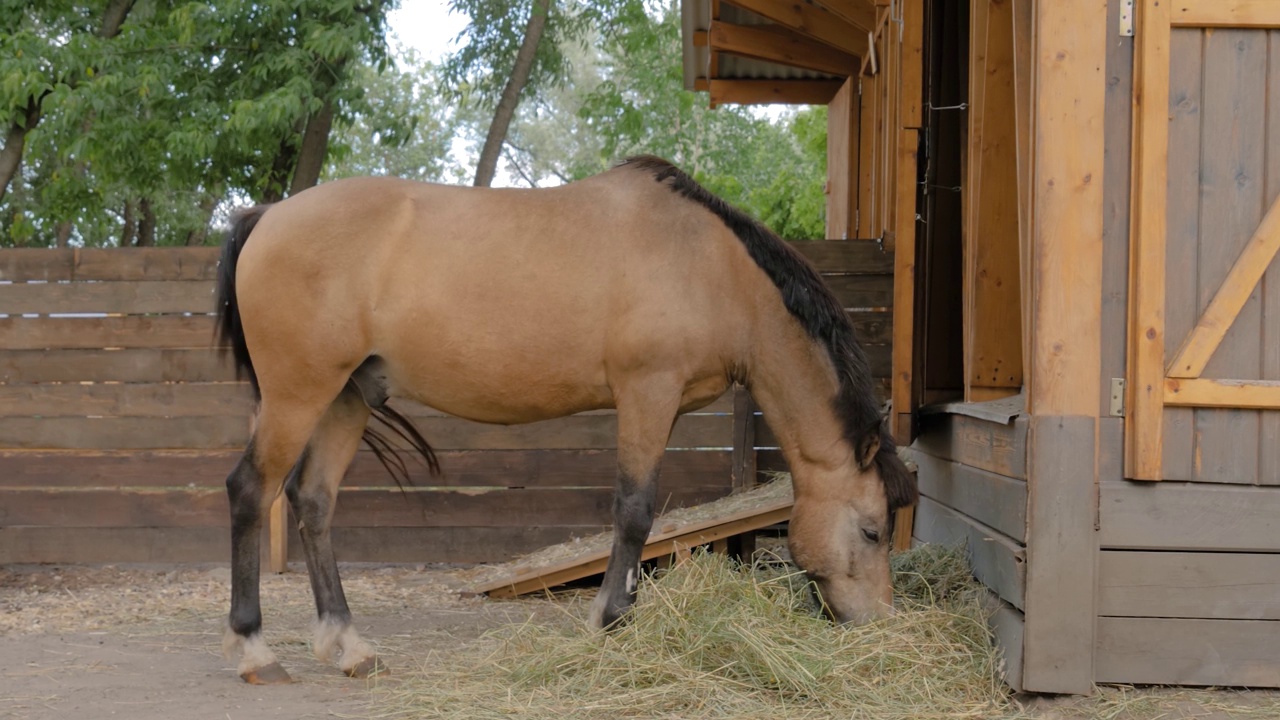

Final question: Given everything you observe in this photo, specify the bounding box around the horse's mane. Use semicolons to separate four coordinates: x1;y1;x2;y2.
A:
618;155;917;511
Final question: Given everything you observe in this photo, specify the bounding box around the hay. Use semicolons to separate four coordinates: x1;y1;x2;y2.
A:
370;543;1016;720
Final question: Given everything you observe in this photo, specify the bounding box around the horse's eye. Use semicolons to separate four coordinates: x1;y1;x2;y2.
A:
861;528;881;544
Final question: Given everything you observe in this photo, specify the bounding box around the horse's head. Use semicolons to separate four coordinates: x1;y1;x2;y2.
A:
786;434;915;625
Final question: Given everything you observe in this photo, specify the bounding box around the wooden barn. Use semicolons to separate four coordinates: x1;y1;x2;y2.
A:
684;0;1280;695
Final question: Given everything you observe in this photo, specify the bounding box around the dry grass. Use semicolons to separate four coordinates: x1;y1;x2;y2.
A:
369;543;1017;720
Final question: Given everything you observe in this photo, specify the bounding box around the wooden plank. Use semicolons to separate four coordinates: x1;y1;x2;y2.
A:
905;449;1027;542
891;126;919;445
1171;0;1280;27
0;525;608;565
1098;551;1280;620
0;413;735;451
722;0;865;56
1096;618;1280;687
786;240;894;272
1159;27;1203;481
1022;416;1098;694
827;80;856;239
986;593;1026;693
1100;479;1280;551
1263;28;1280;486
966;0;1023;399
0;348;235;383
0;248;220;282
0;382;252;417
845;311;892;344
0;486;730;530
1013;0;1035;399
1191;27;1267;484
0;448;735;490
912;496;1025;611
823;273;893;308
709;21;858;76
858;72;878;237
0;280;217;314
1165;378;1280;409
816;0;876;33
268;494;287;574
0;315;223;350
1166;196;1280;378
708;79;842;105
898;0;924;128
912;413;1028;479
1125;0;1172;479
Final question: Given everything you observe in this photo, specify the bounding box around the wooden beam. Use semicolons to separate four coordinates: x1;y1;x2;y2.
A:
709;20;858;76
707;79;842;105
268;494;288;573
1164;378;1280;409
1170;0;1280;27
1166;195;1280;378
817;0;877;32
724;0;866;57
1125;0;1172;480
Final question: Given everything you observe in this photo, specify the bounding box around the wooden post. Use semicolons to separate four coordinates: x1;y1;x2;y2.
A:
268;494;288;573
1019;0;1106;695
730;384;757;491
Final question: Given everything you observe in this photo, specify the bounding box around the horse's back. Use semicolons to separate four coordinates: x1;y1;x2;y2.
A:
234;172;751;422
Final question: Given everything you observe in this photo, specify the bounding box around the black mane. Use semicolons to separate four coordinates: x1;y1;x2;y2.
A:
620;155;917;511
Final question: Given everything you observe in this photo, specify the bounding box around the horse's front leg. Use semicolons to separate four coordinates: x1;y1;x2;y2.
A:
589;383;681;630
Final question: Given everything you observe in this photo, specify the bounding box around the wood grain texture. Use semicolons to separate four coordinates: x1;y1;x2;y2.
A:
1100;0;1133;417
0;348;235;383
1193;26;1266;484
1125;0;1172;478
912;413;1028;479
890;128;919;445
709;21;858;76
1098;551;1280;620
0;314;222;350
1013;0;1035;395
0;382;252;417
1096;617;1280;687
1165;378;1280;409
723;0;864;55
905;448;1027;542
1159;27;1203;481
859;72;878;237
1100;480;1280;551
823;273;893;308
708;79;842;105
1170;0;1280;28
0;280;217;314
0;448;735;490
787;240;894;272
986;592;1026;693
0;247;219;282
0;525;609;564
1022;415;1097;694
912;495;1026;610
1263;28;1280;485
827;79;856;239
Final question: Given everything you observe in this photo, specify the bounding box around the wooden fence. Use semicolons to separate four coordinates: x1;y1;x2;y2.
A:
0;241;892;565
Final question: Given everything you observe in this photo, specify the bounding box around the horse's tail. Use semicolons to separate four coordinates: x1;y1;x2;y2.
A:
216;204;272;399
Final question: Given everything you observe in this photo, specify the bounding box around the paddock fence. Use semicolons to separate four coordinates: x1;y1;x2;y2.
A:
0;241;892;565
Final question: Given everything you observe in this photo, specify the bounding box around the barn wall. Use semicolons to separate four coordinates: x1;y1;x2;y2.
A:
1095;0;1280;688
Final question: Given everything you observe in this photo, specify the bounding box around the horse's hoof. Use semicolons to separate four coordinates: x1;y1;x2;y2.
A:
241;662;293;685
344;656;388;679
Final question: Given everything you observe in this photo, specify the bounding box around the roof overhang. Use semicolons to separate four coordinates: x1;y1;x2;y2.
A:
680;0;878;105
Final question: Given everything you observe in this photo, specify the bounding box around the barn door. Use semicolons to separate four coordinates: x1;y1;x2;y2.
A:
1127;1;1280;481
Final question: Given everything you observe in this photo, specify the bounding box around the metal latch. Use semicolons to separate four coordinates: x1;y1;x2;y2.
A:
1110;378;1126;417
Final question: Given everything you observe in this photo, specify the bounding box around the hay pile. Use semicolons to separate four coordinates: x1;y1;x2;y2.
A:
371;543;1014;720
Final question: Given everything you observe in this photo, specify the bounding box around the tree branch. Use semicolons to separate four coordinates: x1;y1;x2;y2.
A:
473;0;552;187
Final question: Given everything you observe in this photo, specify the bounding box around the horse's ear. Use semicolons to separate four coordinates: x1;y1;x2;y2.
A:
856;433;880;470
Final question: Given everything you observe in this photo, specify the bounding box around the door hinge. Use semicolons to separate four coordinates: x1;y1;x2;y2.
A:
1110;378;1127;417
1119;0;1134;36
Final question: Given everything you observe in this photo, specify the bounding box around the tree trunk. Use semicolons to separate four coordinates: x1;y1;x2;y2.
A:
119;200;136;247
55;221;73;248
0;99;41;204
261;139;297;203
136;197;156;246
289;98;335;196
185;193;220;246
474;0;552;187
100;0;136;37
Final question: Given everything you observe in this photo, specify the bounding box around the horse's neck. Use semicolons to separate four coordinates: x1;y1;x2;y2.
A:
747;328;851;479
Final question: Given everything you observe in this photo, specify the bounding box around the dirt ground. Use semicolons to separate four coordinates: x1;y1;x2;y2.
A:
1;562;1278;720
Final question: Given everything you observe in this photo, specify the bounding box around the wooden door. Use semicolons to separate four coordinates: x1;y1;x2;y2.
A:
1127;1;1280;481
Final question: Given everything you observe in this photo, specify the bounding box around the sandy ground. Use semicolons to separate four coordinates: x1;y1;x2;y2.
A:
2;562;1278;720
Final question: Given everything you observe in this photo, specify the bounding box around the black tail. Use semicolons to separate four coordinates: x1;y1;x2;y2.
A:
216;205;272;399
359;395;442;489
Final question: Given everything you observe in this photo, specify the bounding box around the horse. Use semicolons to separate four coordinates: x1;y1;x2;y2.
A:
213;155;917;684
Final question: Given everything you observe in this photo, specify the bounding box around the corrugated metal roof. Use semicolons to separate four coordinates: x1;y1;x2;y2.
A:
681;0;841;90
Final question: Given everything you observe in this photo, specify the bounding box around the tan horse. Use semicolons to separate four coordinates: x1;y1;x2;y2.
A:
214;156;917;684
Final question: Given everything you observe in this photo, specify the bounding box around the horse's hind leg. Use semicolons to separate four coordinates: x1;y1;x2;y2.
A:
283;385;384;679
223;395;331;684
589;380;682;630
